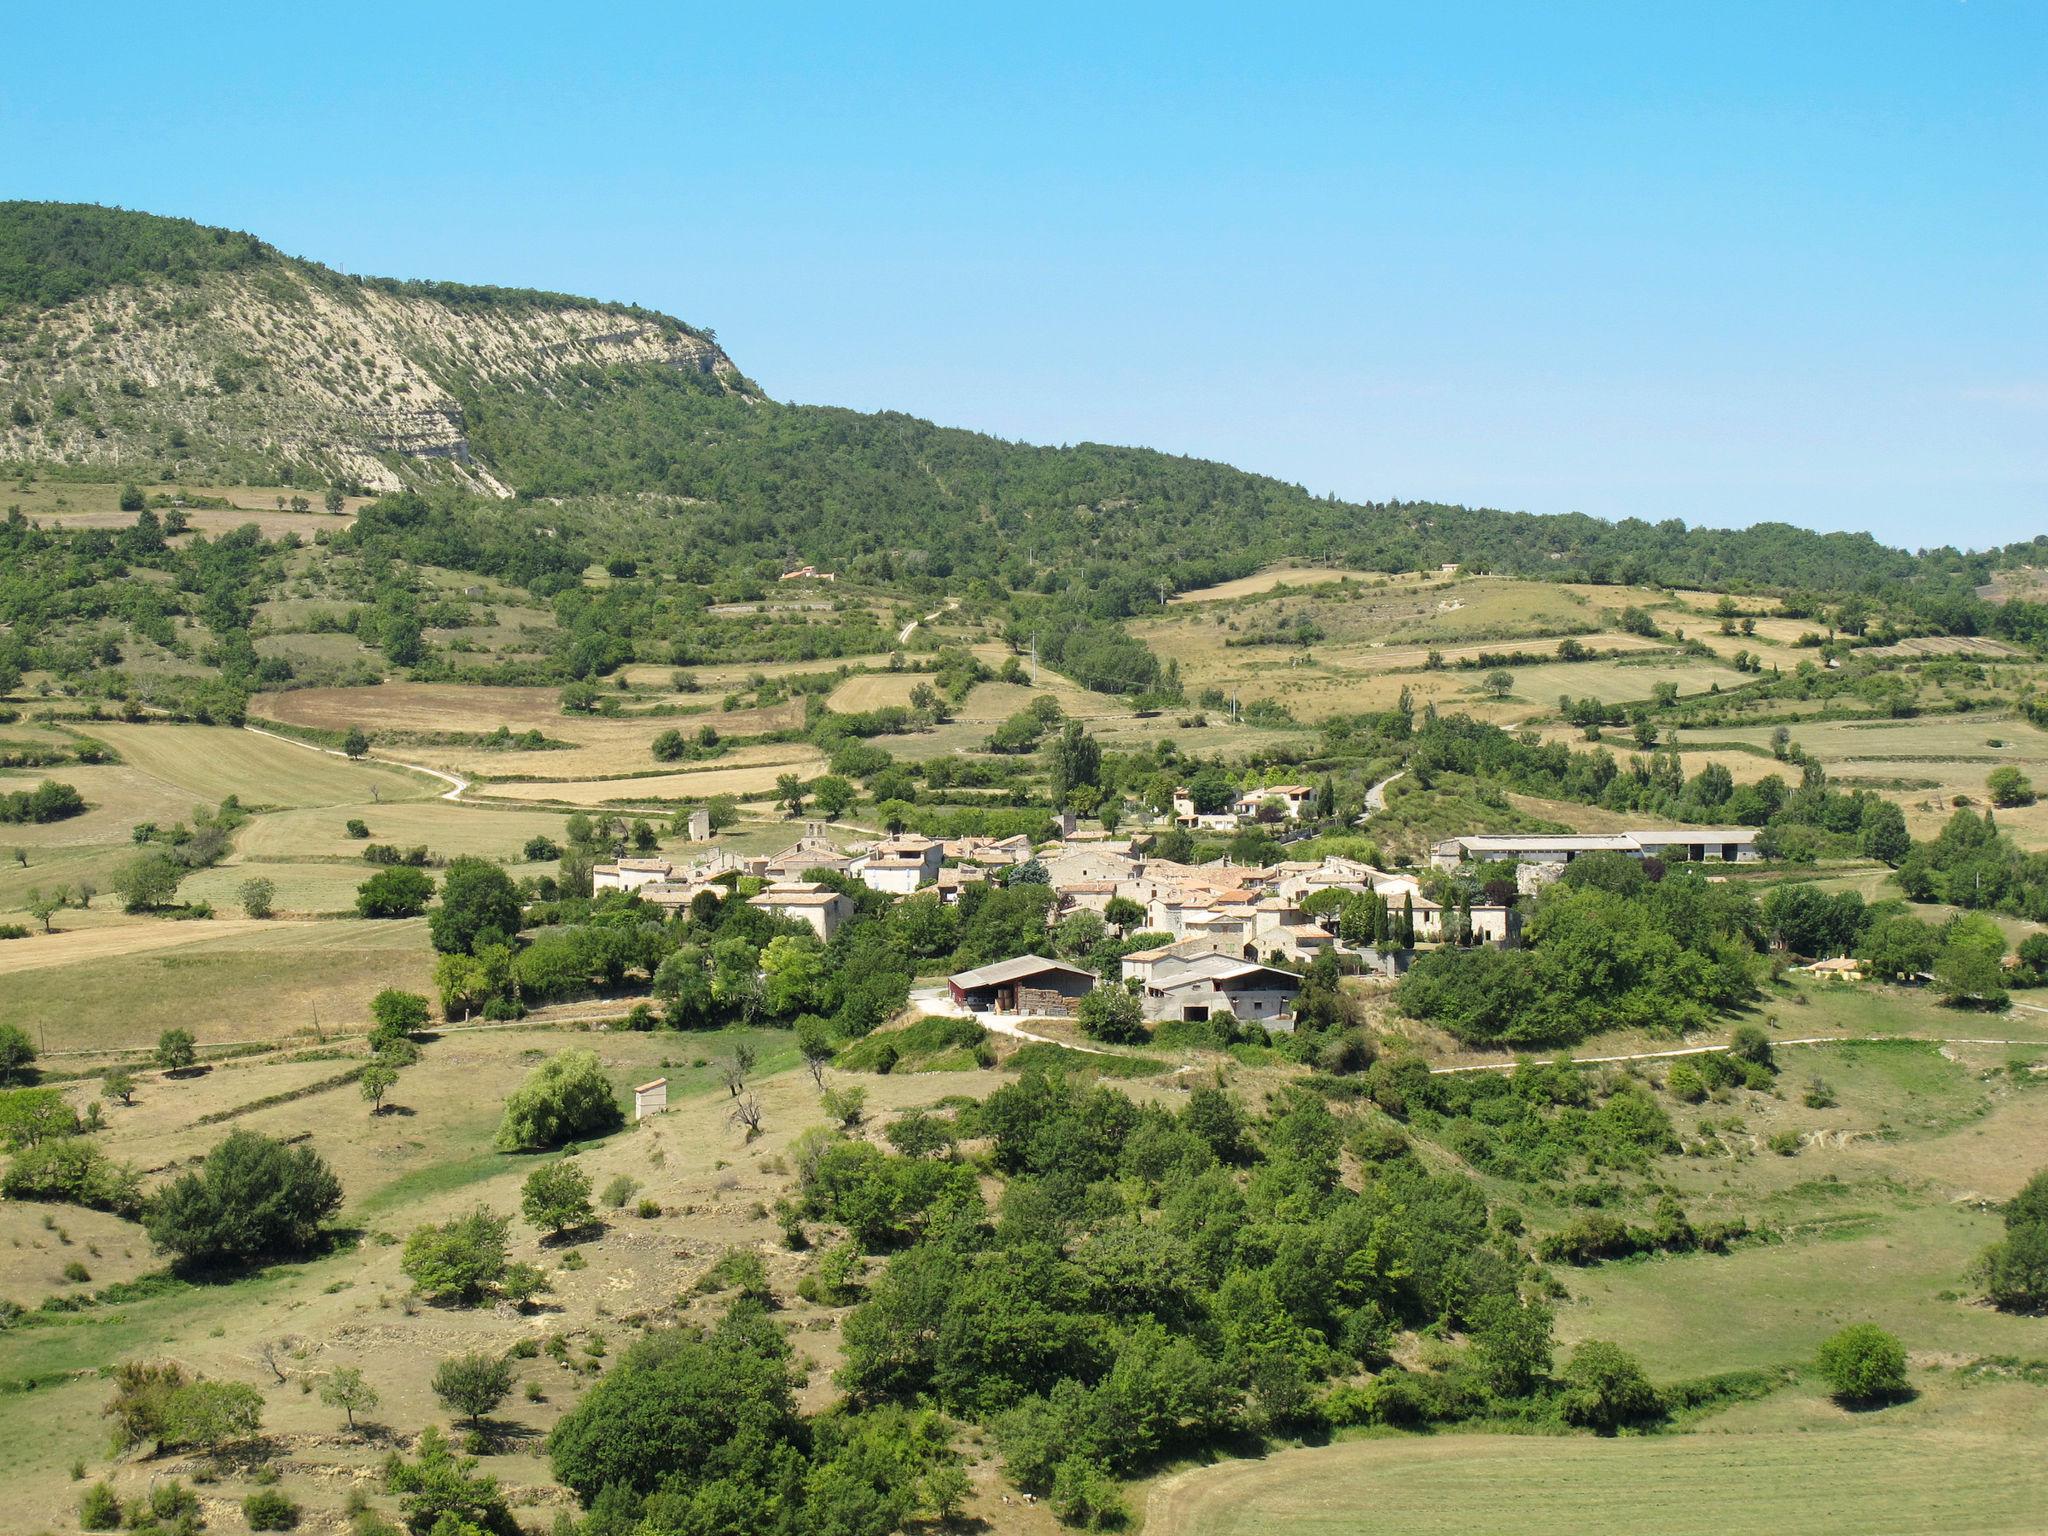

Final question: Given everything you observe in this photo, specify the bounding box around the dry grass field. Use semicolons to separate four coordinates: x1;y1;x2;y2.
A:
250;683;808;780
1167;566;1388;603
825;670;926;711
466;748;828;806
1143;1384;2048;1536
5;478;367;530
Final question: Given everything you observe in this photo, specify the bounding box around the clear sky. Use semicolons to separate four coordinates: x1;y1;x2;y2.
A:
9;2;2043;549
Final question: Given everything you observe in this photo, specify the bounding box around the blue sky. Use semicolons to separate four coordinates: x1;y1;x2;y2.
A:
9;2;2043;549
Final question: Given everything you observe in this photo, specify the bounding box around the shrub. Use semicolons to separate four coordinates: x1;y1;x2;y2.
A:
143;1129;342;1268
238;876;276;919
401;1206;511;1304
1979;1221;2048;1312
2;1138;143;1215
1665;1059;1707;1103
601;1174;640;1209
495;1049;624;1150
79;1482;120;1530
1815;1323;1908;1404
355;866;434;919
370;989;431;1033
1076;984;1146;1044
1559;1340;1661;1432
243;1488;301;1530
1728;1024;1775;1071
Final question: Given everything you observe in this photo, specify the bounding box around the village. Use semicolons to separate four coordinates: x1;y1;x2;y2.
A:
591;788;1763;1031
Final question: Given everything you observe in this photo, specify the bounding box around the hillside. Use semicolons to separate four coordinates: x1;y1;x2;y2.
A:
0;202;741;498
1;202;2027;601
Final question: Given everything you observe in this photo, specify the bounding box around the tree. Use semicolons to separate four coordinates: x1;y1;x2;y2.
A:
386;1424;513;1535
813;774;857;819
522;1159;594;1237
1858;913;1938;982
1979;1219;2048;1312
144;1129;343;1268
0;1024;35;1084
102;1066;135;1105
1482;668;1514;700
777;772;806;816
1047;722;1102;804
370;986;432;1037
1077;985;1147;1045
429;856;523;955
115;850;184;912
796;1015;836;1088
341;725;370;759
1103;895;1147;937
1469;1294;1554;1397
238;876;276;919
1559;1340;1660;1432
1728;1023;1775;1071
1936;915;2009;1008
1815;1323;1908;1405
359;1061;399;1114
1987;767;2036;807
761;934;827;1018
357;865;434;919
320;1365;379;1431
24;886;61;933
433;1351;513;1430
402;1206;512;1304
495;1049;624;1150
155;1027;198;1071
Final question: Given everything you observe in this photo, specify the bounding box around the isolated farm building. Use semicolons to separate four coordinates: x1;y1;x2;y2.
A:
593;857;675;894
1140;953;1302;1027
633;1078;668;1121
748;880;854;940
779;564;836;582
851;834;943;895
1430;829;1759;870
947;955;1098;1016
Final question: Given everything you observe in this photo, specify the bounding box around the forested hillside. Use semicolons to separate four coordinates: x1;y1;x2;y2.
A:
1;202;2036;604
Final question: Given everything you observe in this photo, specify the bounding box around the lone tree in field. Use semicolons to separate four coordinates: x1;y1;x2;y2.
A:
359;1061;399;1115
102;1066;136;1105
432;1351;513;1431
1482;668;1514;700
155;1028;198;1071
143;1129;343;1270
341;725;370;759
1815;1323;1909;1406
357;866;435;919
1558;1340;1661;1433
401;1206;511;1305
521;1159;594;1239
495;1049;624;1151
320;1365;379;1431
238;877;275;919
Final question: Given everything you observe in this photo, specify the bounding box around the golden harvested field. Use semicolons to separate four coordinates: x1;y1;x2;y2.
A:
9;478;367;529
1167;566;1387;603
233;799;573;862
826;670;925;711
467;747;828;805
250;683;806;779
0;916;436;1047
84;722;432;807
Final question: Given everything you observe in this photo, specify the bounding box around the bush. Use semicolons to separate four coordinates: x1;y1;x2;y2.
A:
521;1159;594;1236
0;1022;37;1084
1;1137;143;1215
1728;1024;1775;1071
1559;1340;1661;1432
601;1174;640;1209
1814;1323;1908;1404
143;1129;342;1268
402;1206;511;1305
370;989;431;1033
495;1049;624;1150
242;1488;301;1530
355;866;434;919
1980;1222;2048;1312
79;1482;120;1530
1076;984;1146;1044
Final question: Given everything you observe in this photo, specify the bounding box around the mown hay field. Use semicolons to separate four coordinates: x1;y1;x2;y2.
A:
0;915;436;1048
1166;566;1388;603
466;747;828;805
251;683;806;779
1143;1385;2048;1536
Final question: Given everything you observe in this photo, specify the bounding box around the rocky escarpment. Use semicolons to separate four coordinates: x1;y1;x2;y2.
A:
0;259;739;495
